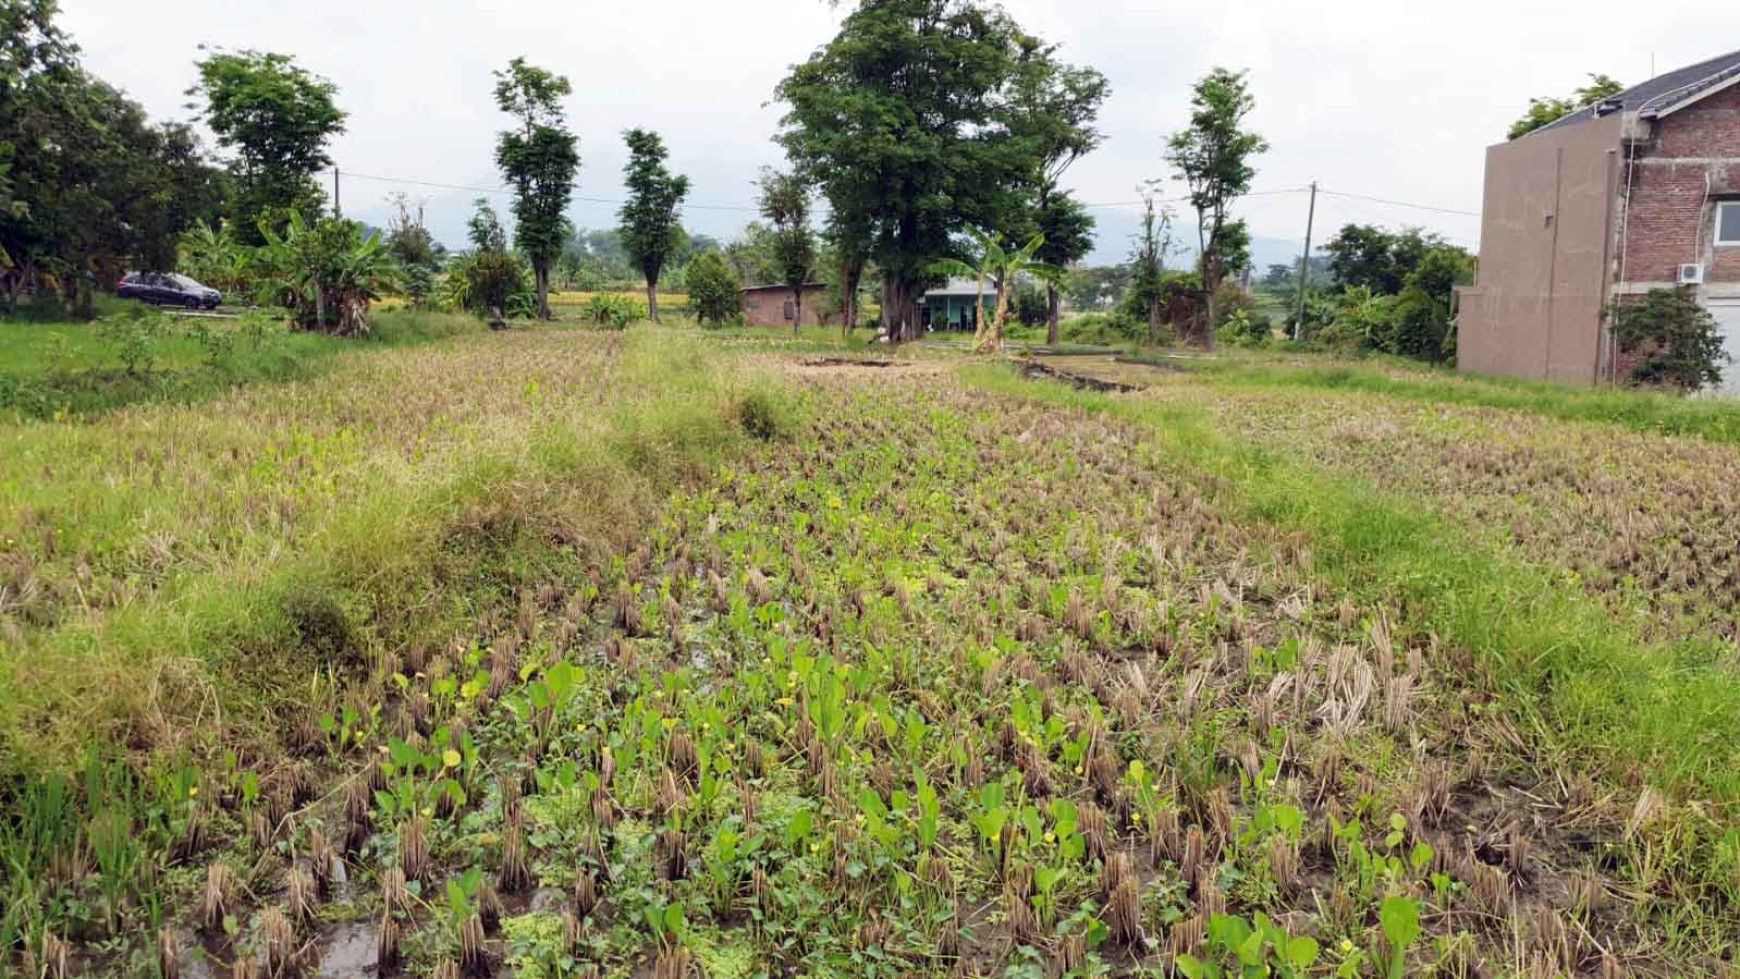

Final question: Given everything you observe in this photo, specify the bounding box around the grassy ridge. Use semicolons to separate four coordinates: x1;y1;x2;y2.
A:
0;326;781;774
964;363;1740;807
1167;354;1740;445
0;309;482;420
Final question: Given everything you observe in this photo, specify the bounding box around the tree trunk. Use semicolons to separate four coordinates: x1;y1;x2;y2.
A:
971;278;988;350
647;281;659;324
1202;279;1218;349
536;262;551;320
841;259;860;341
979;282;1012;354
313;275;325;332
1046;283;1061;347
880;276;924;343
792;285;803;336
1148;296;1160;346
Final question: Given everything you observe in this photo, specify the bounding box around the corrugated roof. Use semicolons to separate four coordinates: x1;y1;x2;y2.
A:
1532;49;1740;135
740;283;827;292
923;277;995;298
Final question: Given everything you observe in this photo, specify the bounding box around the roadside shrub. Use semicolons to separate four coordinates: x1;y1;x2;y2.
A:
584;294;646;330
445;250;535;323
1215;308;1273;347
97;306;170;377
1389;286;1453;363
1012;282;1048;327
1319;286;1399;351
736;390;790;441
281;587;356;665
1612;288;1729;390
1061;311;1145;347
685;252;742;326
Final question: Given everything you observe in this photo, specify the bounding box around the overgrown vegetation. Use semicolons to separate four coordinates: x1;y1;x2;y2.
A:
1611;287;1730;390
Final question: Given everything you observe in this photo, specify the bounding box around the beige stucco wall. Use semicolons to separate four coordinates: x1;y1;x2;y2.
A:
1458;115;1622;384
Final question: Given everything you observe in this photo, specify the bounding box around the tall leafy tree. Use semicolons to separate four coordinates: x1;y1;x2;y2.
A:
824;209;873;336
1;2;225;313
1126;185;1177;343
758;168;816;334
493;57;580;320
1509;73;1624;140
467;196;508;253
777;0;1032;342
617;128;689;323
188;50;346;244
1007;41;1108;344
1165;67;1268;344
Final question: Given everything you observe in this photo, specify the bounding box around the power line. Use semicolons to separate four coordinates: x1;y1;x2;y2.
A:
1079;187;1308;209
1316;187;1480;218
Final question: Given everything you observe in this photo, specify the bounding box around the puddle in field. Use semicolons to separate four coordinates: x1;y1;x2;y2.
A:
801;357;903;368
313;921;380;977
1017;358;1143;392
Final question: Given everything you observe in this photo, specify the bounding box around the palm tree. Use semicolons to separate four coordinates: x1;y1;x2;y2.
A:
928;230;1066;353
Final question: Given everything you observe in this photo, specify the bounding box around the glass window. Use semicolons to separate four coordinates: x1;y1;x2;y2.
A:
170;275;201;289
1719;202;1740;246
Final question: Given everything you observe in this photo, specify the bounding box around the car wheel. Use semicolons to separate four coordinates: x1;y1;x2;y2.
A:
184;297;201;309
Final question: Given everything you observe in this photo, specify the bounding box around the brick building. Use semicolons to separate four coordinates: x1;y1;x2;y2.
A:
1458;51;1740;391
740;283;833;328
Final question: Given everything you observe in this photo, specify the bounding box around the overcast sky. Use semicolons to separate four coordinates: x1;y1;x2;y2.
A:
60;0;1734;265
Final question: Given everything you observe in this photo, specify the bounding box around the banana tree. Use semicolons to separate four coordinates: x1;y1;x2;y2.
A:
256;212;399;335
928;230;1066;353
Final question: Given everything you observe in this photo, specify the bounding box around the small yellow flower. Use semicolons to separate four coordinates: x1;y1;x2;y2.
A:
1043;832;1055;844
810;843;820;853
1339;940;1353;953
442;749;461;769
189;786;199;798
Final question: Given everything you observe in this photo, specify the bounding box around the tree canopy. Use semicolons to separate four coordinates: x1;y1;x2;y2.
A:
493;56;580;320
758;168;816;333
1;1;226;313
1508;73;1624;140
1008;39;1109;343
777;0;1035;341
188;49;346;242
617;128;689;322
1165;66;1268;343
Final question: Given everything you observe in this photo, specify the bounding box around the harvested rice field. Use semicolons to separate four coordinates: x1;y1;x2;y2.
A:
6;328;1740;978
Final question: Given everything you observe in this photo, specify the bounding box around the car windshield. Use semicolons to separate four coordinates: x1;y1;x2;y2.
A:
170;275;203;290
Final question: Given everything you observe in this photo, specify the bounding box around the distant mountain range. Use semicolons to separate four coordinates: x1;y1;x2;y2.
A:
1082;208;1308;272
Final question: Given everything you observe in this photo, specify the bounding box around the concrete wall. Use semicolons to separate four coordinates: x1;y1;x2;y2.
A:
741;285;831;327
1458;114;1622;385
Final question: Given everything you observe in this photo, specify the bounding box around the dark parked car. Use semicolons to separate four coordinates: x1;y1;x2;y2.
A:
118;272;221;309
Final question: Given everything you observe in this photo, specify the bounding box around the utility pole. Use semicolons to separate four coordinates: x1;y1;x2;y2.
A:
333;167;342;218
1293;181;1317;340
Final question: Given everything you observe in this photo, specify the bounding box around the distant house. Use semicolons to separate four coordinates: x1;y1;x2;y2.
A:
918;278;995;332
1458;50;1740;391
740;283;831;327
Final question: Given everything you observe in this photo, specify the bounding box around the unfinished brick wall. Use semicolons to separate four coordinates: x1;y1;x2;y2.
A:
1622;83;1740;285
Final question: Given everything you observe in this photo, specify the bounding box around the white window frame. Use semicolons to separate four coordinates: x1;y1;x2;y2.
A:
1718;201;1740;247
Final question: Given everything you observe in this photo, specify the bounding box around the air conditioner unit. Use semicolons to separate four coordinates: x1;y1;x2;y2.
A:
1680;263;1706;285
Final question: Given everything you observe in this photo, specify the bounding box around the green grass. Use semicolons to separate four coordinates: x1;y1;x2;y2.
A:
0;325;777;773
0;307;483;420
963;362;1740;808
1169;352;1740;445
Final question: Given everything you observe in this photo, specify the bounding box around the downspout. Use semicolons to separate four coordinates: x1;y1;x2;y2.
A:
1612;124;1641;383
1595;148;1619;385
